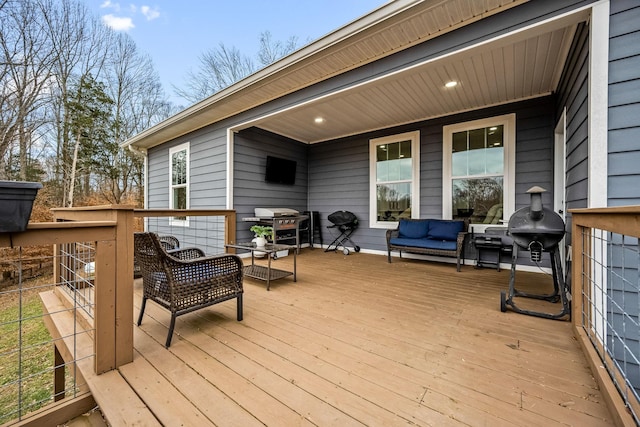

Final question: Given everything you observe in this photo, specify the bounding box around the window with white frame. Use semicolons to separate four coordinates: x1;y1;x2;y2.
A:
169;142;189;224
443;114;515;229
369;131;420;228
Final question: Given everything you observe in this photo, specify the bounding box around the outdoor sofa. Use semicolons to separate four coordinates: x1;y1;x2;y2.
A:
386;218;468;271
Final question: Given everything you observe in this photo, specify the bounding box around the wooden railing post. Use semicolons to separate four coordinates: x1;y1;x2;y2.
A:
93;206;134;373
52;205;135;373
112;206;134;369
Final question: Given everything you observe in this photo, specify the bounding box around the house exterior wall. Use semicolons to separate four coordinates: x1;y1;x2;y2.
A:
557;22;590;219
143;0;591;261
309;97;556;259
233;127;308;243
145;125;229;253
146;126;228;209
608;1;640;206
607;1;640;394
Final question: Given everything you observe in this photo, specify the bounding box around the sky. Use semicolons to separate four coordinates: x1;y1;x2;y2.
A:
86;0;387;104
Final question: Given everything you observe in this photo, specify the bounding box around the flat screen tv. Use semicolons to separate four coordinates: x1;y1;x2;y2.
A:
265;155;296;185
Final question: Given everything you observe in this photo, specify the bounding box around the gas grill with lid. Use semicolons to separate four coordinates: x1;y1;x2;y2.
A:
243;208;309;253
500;186;571;320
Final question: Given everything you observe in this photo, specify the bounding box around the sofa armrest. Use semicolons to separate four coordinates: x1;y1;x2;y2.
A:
456;231;467;250
386;228;399;246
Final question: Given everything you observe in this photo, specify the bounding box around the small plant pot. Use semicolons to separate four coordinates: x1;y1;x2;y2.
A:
252;237;267;257
0;181;42;232
253;237;267;247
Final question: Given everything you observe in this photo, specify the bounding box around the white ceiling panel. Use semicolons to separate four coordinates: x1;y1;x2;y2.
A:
255;20;583;143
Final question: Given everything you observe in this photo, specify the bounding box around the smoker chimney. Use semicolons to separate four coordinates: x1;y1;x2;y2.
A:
527;186;545;221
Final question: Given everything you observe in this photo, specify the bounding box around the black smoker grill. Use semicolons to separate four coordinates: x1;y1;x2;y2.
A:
325;210;360;255
500;186;571;320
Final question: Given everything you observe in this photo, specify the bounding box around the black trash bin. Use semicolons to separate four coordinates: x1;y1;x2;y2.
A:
0;181;43;232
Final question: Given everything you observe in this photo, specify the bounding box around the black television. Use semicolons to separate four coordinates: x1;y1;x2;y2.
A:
265;155;296;185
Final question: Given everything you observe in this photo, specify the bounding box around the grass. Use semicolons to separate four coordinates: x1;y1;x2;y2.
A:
0;276;64;424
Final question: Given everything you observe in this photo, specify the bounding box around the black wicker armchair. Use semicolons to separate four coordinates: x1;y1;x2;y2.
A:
134;232;244;348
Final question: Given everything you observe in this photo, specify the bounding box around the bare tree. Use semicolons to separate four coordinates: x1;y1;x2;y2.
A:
40;0;112;205
0;0;173;208
101;32;170;204
174;31;299;104
257;31;298;66
0;0;56;180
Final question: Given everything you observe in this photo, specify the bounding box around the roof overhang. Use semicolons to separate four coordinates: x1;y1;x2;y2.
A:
123;0;533;150
245;6;590;143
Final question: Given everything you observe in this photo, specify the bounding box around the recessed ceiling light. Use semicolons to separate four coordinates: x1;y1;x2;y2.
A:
314;117;325;124
445;81;458;88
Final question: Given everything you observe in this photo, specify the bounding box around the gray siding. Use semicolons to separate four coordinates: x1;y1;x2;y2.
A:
607;1;640;394
557;22;590;218
147;125;228;209
308;134;371;249
309;97;556;257
145;124;228;253
608;1;640;205
234;128;308;242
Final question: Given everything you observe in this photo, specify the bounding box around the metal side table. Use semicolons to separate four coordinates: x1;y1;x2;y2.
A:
226;242;296;290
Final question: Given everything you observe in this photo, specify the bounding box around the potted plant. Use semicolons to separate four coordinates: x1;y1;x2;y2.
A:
250;225;273;248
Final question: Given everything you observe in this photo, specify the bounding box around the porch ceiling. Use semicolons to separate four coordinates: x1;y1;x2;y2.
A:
250;9;589;144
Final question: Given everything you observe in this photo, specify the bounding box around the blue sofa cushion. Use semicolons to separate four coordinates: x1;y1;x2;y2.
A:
428;220;464;241
423;238;457;251
389;237;457;251
398;219;429;239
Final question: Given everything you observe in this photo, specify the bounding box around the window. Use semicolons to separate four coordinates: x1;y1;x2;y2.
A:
169;142;189;224
370;131;420;228
443;114;515;230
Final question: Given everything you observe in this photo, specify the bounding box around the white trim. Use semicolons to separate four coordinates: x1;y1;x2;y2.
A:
226;129;234;210
169;142;190;227
369;131;420;229
143;153;148;210
588;0;609;208
554;108;568;274
442;113;516;233
554;108;567;219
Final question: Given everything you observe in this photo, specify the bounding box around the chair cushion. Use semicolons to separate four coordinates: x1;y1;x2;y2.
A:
398;219;429;239
428;220;464;241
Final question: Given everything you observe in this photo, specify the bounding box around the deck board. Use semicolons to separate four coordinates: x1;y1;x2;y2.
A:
123;250;614;426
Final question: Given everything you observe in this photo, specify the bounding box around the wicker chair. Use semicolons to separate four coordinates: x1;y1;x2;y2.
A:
158;235;180;251
134;232;244;348
134;234;181;278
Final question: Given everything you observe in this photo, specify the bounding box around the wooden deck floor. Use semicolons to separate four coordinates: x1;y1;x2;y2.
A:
123;250;615;426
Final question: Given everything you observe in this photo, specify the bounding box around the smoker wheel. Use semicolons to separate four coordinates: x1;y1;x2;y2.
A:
343;248;350;255
500;291;507;312
354;246;361;252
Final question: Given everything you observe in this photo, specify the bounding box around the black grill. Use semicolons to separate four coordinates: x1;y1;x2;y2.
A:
325;211;360;255
500;186;571;320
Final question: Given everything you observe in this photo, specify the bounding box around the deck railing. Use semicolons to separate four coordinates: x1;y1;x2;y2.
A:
0;205;236;425
571;207;640;426
0;217;121;424
7;204;640;425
